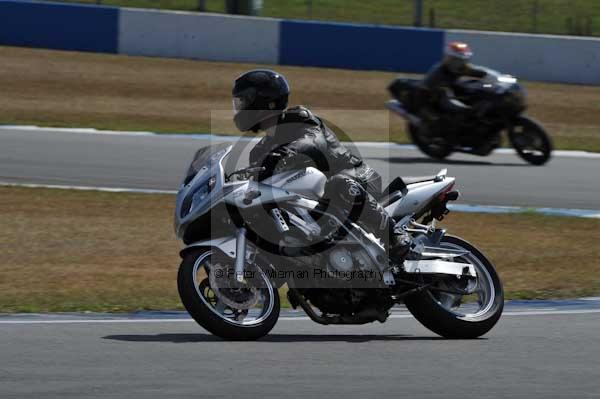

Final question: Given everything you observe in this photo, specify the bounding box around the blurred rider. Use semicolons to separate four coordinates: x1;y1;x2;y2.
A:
232;69;411;261
424;41;488;116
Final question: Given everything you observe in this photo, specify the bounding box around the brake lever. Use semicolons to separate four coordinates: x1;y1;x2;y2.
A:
226;166;266;181
244;166;266;175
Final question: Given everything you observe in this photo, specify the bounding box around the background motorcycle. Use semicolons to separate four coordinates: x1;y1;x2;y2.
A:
387;67;553;165
174;144;504;340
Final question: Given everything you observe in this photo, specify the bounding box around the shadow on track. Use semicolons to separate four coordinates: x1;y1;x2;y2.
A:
365;157;525;167
103;333;455;343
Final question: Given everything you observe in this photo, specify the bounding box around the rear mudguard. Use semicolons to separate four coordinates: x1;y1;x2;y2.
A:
385;177;456;220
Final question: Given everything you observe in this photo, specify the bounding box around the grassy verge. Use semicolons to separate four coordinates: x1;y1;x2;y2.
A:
2;46;600;152
1;186;599;313
51;0;600;36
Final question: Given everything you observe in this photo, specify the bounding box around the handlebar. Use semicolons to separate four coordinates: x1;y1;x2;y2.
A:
226;166;266;181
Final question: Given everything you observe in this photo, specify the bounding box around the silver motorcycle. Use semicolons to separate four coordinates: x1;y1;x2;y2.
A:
174;144;504;340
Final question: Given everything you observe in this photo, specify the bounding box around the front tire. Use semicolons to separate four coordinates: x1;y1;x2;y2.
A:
177;250;280;340
405;235;504;339
508;116;553;165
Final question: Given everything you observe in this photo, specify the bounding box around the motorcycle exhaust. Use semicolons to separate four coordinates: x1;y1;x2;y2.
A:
287;289;388;325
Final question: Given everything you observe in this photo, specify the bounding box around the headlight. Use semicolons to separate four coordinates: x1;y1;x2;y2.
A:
498;75;517;84
180;176;217;218
191;185;209;210
191;176;217;211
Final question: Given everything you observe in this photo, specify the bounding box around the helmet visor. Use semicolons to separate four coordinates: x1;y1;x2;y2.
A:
232;97;245;115
446;56;467;73
232;89;256;115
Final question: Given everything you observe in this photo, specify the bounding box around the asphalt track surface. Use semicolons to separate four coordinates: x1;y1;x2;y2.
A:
2;128;600;397
1;127;600;209
2;301;600;399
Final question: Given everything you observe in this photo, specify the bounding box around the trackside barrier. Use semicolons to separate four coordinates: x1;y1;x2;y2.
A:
447;30;600;85
1;1;599;84
279;20;444;73
118;8;280;64
0;0;118;53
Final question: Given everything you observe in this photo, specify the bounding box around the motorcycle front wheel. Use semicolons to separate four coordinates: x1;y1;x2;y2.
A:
405;235;504;339
177;249;280;340
508;116;553;165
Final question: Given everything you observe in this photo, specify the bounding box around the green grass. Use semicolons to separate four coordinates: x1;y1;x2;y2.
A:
49;0;600;36
3;45;599;153
1;186;599;313
552;136;600;153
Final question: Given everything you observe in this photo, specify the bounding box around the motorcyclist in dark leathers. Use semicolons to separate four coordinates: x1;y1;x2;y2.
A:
423;41;488;116
232;69;411;261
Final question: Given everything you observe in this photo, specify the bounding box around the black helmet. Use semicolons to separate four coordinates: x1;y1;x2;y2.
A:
232;69;290;131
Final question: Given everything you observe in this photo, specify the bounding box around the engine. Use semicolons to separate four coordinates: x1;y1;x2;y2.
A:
325;246;380;281
281;214;393;318
327;246;378;272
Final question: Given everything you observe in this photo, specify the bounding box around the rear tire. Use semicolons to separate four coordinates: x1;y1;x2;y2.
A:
178;250;280;340
405;235;504;339
408;122;453;160
508;116;553;165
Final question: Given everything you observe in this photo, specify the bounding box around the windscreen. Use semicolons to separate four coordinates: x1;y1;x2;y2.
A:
183;143;231;186
480;67;517;86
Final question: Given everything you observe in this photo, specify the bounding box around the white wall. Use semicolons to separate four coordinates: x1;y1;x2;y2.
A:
447;30;600;85
118;9;280;64
117;8;600;85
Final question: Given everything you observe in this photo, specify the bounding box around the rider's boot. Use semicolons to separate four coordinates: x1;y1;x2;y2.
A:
386;224;413;264
320;174;414;263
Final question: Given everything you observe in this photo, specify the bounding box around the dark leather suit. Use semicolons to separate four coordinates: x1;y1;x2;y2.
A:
249;106;393;245
423;62;487;113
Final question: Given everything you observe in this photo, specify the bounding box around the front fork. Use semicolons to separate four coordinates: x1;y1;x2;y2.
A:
234;227;247;282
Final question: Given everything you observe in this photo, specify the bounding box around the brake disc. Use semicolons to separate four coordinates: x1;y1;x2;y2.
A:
208;262;260;310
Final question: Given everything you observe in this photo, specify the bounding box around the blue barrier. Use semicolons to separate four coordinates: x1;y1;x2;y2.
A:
1;1;598;84
279;20;444;73
0;0;118;53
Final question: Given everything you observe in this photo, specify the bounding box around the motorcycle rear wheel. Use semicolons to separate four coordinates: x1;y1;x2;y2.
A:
178;249;280;340
408;122;453;160
405;235;504;339
508;116;553;165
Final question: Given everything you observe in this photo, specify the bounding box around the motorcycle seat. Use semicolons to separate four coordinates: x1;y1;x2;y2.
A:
401;175;437;185
380;175;438;206
380;177;408;207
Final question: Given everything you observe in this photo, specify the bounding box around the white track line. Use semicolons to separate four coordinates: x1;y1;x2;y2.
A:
2;125;599;159
0;125;157;137
0;318;195;325
448;204;600;219
2;180;598;219
0;181;177;195
1;309;599;324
